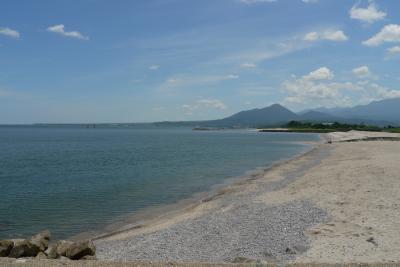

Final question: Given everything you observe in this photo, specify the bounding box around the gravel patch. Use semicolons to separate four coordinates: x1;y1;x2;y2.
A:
97;201;326;263
96;147;330;264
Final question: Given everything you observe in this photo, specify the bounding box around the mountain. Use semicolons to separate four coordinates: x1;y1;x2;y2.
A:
206;104;299;127
311;98;400;125
155;98;400;128
299;111;338;122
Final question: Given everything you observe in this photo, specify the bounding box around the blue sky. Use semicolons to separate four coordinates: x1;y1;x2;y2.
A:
1;0;400;123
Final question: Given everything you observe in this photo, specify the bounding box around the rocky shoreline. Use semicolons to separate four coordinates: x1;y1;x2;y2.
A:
0;230;96;261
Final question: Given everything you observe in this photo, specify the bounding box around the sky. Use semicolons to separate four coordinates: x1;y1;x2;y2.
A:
1;0;400;123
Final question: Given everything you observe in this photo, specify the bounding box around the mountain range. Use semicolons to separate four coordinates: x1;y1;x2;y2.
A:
155;97;400;128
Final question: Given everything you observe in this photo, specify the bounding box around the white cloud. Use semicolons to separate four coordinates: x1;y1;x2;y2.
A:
304;67;334;81
302;0;318;3
303;30;348;42
324;30;349;41
303;32;319;41
182;99;227;114
149;65;160;70
371;83;400;99
240;63;257;68
352;66;370;78
47;24;89;40
0;27;20;39
283;67;352;107
350;1;386;24
363;24;400;47
283;67;399;108
388;46;400;54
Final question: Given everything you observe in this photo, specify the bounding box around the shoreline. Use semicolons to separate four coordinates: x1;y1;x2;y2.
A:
74;135;323;242
94;138;331;262
94;130;400;264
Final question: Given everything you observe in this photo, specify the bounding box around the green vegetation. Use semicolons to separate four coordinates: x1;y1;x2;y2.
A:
283;121;382;133
383;125;400;133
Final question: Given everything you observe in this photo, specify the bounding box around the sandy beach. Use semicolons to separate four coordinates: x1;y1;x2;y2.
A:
90;131;400;264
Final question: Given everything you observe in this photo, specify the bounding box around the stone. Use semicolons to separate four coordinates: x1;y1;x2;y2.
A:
47;240;74;259
0;240;13;257
367;237;378;246
30;230;51;251
65;240;96;260
35;251;47;259
8;239;40;258
285;247;297;255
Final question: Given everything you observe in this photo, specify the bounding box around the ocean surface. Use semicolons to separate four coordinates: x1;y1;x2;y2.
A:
0;125;320;240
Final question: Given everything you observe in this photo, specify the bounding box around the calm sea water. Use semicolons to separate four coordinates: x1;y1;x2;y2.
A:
0;125;319;239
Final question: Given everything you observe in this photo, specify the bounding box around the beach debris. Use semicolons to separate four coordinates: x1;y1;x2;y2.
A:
0;231;96;260
30;230;51;251
65;240;96;260
0;240;13;257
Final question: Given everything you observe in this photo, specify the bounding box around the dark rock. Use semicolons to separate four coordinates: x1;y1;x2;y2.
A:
30;230;51;251
285;245;307;255
65;240;96;260
0;240;13;257
8;239;40;258
285;247;297;254
47;240;74;259
367;237;378;246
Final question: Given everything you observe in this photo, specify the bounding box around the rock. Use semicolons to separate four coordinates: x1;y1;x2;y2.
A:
8;239;40;258
65;240;96;260
285;247;297;255
35;251;47;259
30;230;51;251
47;240;74;259
59;256;70;261
0;240;14;257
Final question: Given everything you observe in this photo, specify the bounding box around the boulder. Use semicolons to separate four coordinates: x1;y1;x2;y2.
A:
0;240;14;257
46;240;74;259
8;239;40;258
35;251;47;259
30;230;51;251
65;240;96;260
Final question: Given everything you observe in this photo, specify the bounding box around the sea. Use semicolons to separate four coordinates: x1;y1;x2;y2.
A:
0;125;320;240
